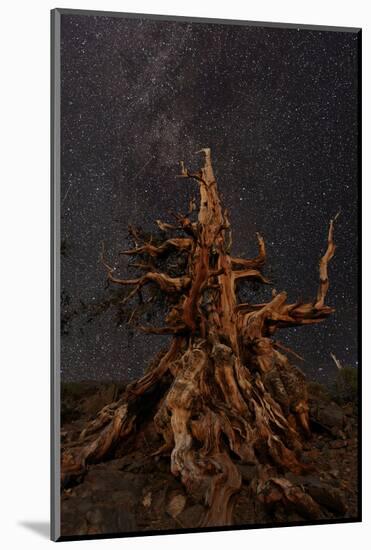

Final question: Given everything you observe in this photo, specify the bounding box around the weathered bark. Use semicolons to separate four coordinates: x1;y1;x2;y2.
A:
62;149;337;527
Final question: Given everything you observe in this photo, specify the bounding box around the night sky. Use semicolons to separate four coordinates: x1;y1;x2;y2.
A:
60;13;359;384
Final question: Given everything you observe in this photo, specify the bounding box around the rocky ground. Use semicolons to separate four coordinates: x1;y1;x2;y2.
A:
60;380;359;537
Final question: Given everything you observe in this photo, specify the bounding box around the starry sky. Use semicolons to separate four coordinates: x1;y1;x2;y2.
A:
59;13;360;383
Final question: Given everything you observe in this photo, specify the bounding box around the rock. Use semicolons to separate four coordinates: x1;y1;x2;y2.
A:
306;485;347;515
86;508;103;526
142;492;152;508
178;504;205;528
125;460;151;473
343;403;354;416
166;493;187;518
301;449;320;464
284;473;347;516
109;490;137;507
237;464;258;483
84;503;137;533
116;508;137;532
311;401;345;434
61;504;88;536
329;440;348;449
155;457;172;473
81;383;121;417
285;473;322;489
59;380;358;535
83;469;146;494
93;456;132;471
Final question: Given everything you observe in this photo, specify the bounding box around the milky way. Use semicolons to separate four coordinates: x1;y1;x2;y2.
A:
59;13;360;383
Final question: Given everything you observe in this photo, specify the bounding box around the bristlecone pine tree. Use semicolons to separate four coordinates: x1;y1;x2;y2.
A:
62;148;338;526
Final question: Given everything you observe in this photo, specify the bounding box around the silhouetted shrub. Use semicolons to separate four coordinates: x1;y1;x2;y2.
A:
332;367;358;405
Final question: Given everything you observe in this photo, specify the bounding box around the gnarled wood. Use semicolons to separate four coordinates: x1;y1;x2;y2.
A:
61;149;338;527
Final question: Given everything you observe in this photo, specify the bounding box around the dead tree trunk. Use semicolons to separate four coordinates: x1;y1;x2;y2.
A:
62;149;337;526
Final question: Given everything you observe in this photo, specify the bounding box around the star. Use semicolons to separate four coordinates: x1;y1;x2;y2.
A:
60;13;359;385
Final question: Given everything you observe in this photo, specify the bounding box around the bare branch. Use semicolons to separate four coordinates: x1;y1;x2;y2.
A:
138;325;186;335
315;216;337;309
273;341;304;362
101;242;191;305
330;352;343;370
156;219;177;231
176;160;204;182
120;237;193;258
231;233;266;270
233;268;271;285
238;217;337;333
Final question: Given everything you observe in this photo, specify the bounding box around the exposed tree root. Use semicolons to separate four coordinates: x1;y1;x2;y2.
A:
61;149;339;526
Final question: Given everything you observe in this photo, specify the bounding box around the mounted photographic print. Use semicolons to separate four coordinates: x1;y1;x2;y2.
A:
51;8;361;541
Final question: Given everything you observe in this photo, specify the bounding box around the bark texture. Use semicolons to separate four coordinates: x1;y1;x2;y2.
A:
62;149;337;526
